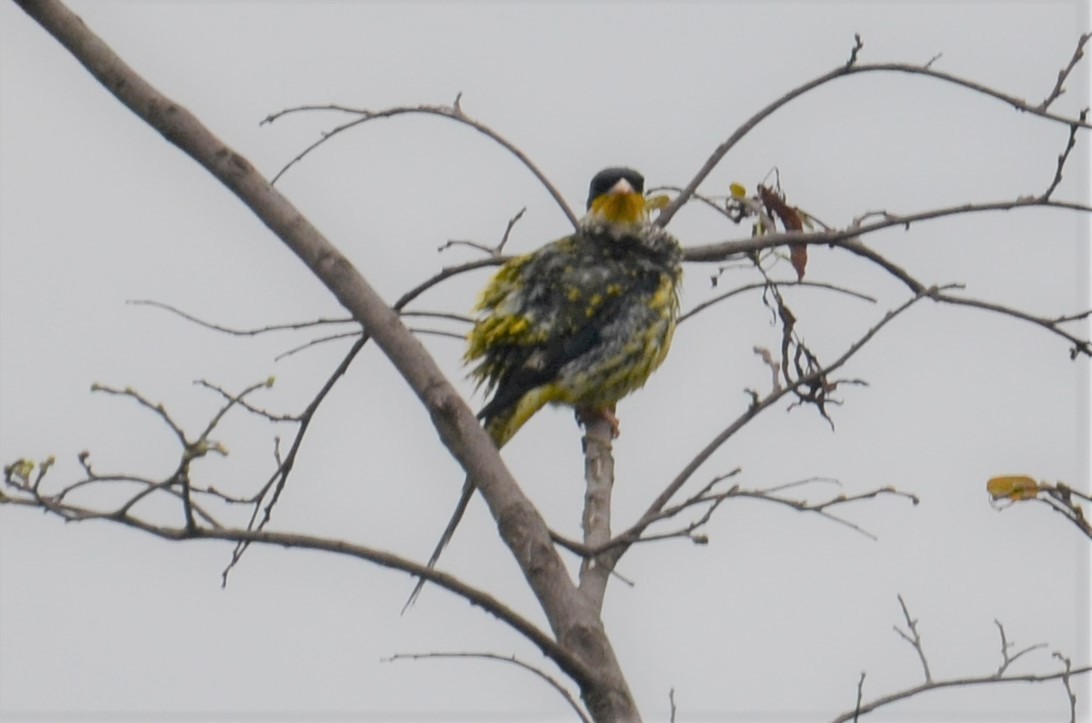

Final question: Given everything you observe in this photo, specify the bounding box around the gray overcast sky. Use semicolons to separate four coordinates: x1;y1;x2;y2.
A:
1;1;1089;721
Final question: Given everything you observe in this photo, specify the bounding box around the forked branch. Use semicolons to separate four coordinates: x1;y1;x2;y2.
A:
659;31;1091;226
831;598;1089;723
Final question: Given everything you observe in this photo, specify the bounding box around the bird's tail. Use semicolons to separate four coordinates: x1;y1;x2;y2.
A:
401;393;549;611
401;474;475;613
479;386;553;448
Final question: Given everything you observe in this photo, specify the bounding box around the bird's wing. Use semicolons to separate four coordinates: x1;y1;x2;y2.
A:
468;235;648;444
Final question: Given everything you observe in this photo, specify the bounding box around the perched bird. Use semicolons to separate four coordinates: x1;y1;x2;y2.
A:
404;167;682;609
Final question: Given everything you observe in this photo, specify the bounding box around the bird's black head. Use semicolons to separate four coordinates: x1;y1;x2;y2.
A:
586;167;645;210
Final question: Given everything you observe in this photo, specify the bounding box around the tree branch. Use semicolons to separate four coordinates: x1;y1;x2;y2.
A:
1038;32;1090;111
830;599;1090;723
682;196;1092;265
658;32;1091;226
603;287;933;571
680;205;1091;359
830;664;1092;723
893;594;932;683
262;101;578;229
12;2;639;718
384;651;592;723
994;619;1047;677
0;463;591;686
578;416;616;611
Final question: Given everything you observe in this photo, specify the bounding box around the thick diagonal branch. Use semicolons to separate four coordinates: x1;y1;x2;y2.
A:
14;1;638;719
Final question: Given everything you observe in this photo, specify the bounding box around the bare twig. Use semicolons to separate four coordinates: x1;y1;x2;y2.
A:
223;256;506;577
1053;652;1077;723
440;207;526;256
1;469;592;687
926;285;1091;360
853;672;866;722
638;480;916;546
1054;309;1091;324
195;379;300;423
683;196;1092;264
393;256;506;309
407;327;469;342
127;299;353;335
90;383;188;447
270;330;360;360
893;594;932;683
845;33;864;68
384;651;591;723
608;287;932;567
401;310;475;325
4;467;228;531
439;238;497;255
223;336;368;581
1043;107;1087;199
658;32;1091;227
1038;32;1090;111
225;255;505;578
262;101;578;228
829;597;1090;723
621;469;740;547
573;473;914;559
193;379;273;444
994;619;1047;676
678;279;876;324
1038;484;1092;540
830;664;1092;723
496;206;527;254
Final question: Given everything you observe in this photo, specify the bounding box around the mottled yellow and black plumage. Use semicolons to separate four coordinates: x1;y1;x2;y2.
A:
404;167;682;609
468;168;682;446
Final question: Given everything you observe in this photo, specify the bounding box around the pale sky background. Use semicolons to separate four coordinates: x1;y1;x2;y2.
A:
0;1;1089;722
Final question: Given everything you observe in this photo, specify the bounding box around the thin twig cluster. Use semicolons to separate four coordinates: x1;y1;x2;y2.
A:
833;596;1089;723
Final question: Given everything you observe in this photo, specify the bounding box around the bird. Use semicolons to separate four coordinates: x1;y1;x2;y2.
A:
403;167;683;610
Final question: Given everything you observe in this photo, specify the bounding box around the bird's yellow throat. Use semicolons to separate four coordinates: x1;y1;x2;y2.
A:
589;191;646;226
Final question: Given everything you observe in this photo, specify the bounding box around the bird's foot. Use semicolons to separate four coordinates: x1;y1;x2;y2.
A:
576;405;620;438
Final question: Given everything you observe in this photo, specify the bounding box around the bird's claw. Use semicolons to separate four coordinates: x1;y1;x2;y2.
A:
576;406;621;438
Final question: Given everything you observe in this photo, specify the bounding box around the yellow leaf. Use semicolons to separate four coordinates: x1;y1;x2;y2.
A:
987;475;1040;501
7;458;34;483
729;182;748;198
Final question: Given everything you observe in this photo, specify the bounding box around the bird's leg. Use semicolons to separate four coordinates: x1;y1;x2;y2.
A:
576;404;621;438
